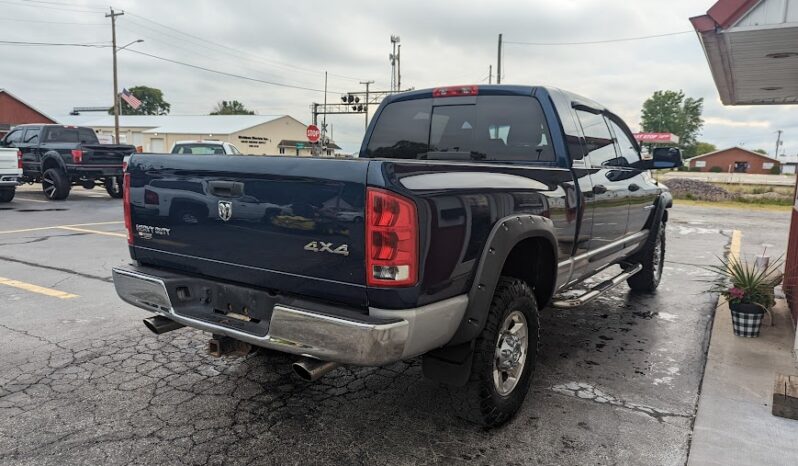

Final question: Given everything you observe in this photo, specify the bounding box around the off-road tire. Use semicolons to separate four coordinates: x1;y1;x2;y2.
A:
41;168;70;200
449;277;540;428
0;187;15;203
105;176;123;198
627;219;666;292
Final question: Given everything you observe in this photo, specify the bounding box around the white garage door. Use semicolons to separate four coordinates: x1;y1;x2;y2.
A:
149;138;165;153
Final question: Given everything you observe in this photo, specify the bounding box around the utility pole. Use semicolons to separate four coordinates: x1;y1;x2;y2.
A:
496;33;502;84
360;80;374;130
397;44;401;92
321;71;328;156
775;129;783;158
489;65;492;84
106;7;124;143
389;35;400;92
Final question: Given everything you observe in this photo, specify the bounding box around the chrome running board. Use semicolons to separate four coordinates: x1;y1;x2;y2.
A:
551;263;643;309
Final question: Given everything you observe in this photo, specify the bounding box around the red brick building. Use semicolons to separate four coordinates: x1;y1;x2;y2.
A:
687;147;781;174
0;89;56;138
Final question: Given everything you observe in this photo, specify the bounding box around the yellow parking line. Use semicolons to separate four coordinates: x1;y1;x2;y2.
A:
0;221;123;235
729;229;742;262
0;276;79;299
13;196;48;203
58;226;126;238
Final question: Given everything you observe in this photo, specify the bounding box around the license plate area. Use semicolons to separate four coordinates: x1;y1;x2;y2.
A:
167;279;276;337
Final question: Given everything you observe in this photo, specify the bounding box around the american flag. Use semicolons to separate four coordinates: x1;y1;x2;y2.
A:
120;88;142;110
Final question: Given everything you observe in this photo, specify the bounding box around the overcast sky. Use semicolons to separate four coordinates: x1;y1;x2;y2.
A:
2;0;796;155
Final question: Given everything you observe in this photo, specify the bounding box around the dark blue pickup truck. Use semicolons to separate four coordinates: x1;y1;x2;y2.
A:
112;85;680;427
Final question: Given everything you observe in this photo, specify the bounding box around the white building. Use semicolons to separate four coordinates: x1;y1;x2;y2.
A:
58;114;340;156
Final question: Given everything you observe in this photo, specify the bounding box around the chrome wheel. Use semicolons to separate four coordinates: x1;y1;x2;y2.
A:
42;175;57;199
493;310;528;396
653;228;664;283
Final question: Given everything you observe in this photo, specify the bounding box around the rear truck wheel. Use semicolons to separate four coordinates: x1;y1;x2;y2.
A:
41;168;70;200
105;176;123;198
0;187;15;203
626;219;666;292
451;277;540;428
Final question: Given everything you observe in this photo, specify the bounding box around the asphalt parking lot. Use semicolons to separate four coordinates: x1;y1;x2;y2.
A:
1;185;777;465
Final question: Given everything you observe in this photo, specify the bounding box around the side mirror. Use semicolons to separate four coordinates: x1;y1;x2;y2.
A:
632;147;683;170
652;147;683;169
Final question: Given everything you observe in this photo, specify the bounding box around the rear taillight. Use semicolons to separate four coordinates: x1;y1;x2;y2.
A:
366;188;418;287
16;150;22;170
123;171;133;245
144;188;159;205
432;85;479;98
71;149;83;164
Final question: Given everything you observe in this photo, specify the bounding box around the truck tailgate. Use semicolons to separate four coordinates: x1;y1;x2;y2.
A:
127;154;369;306
0;148;18;171
82;144;134;164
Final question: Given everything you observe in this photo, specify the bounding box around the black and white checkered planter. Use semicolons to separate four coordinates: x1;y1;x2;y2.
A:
729;303;765;338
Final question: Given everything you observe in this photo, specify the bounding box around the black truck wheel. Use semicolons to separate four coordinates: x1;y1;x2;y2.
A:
452;277;540;428
627;220;666;292
41;168;70;200
105;176;123;198
0;187;15;203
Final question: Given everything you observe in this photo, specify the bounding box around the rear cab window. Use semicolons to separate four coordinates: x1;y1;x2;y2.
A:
172;144;226;155
43;127;99;144
365;95;555;163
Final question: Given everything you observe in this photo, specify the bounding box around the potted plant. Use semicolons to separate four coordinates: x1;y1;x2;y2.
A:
706;255;783;337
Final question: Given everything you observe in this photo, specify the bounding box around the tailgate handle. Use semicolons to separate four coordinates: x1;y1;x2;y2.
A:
209;181;243;198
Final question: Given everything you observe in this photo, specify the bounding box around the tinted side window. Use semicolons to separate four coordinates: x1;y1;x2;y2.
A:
23;128;40;144
365;99;431;159
44;127;78;143
5;129;23;144
607;119;639;166
575;111;618;168
474;96;554;162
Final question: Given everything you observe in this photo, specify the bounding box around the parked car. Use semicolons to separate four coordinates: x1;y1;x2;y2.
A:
0;124;136;200
0;147;21;202
170;140;242;155
112;85;680;427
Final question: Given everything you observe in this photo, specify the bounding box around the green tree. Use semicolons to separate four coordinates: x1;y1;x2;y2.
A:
684;141;717;159
640;90;704;152
210;100;255;115
108;85;171;115
753;148;768;155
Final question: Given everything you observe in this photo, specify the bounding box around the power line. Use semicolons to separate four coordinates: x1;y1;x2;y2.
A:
0;0;101;13
0;39;110;47
124;11;368;83
123;48;346;94
505;30;693;46
0;17;105;25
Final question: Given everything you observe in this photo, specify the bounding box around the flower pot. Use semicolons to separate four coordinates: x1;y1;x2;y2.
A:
729;302;765;338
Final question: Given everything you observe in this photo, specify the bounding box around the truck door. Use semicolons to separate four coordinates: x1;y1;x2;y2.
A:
605;118;660;236
20;127;41;174
573;109;630;260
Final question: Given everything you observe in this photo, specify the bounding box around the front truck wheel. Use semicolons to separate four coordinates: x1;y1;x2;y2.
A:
627;219;666;292
451;277;540;428
0;187;15;203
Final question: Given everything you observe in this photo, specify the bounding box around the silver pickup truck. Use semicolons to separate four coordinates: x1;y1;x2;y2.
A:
0;147;21;202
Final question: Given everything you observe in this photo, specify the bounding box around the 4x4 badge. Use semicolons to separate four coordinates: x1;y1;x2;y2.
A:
304;241;349;256
218;200;232;222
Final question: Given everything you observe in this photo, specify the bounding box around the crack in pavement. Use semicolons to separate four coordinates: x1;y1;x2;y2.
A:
550;381;692;422
0;255;114;283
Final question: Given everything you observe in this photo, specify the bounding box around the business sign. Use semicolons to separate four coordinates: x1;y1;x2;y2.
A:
633;132;680;144
306;124;321;143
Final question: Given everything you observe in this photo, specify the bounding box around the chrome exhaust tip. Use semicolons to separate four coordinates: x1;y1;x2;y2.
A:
143;315;184;335
292;358;341;382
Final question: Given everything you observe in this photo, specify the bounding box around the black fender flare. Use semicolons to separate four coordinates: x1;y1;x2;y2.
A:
41;152;67;174
646;191;672;230
449;214;558;346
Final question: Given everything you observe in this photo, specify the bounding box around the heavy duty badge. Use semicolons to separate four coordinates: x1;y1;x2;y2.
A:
218;200;232;222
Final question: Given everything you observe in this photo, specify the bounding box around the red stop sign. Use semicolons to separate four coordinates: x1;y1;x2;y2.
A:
306;124;321;143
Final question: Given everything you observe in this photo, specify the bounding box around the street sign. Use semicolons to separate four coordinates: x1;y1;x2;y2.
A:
633;132;680;144
296;142;305;149
306;125;320;143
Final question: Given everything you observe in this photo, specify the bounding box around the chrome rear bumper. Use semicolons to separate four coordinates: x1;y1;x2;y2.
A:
112;267;467;366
